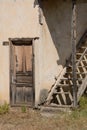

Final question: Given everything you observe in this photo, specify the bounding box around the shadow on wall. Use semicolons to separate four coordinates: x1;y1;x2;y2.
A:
34;0;38;7
39;89;48;104
33;0;87;104
34;0;72;67
34;0;87;67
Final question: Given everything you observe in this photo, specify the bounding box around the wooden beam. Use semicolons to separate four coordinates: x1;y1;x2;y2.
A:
71;0;77;107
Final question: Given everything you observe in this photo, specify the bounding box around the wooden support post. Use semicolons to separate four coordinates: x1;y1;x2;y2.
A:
71;0;77;107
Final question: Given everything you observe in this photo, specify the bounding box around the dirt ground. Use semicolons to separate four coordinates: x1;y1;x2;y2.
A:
0;107;87;130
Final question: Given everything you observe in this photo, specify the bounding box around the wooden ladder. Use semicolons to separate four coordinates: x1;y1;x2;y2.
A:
45;31;87;107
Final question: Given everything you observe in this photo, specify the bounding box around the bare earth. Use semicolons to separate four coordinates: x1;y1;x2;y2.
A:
0;108;87;130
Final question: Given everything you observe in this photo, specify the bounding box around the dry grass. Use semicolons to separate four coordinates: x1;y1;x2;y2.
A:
0;106;87;130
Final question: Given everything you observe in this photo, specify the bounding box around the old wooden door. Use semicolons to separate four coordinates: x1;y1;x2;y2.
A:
10;40;34;106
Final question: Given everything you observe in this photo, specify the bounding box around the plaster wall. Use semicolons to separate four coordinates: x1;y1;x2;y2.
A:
0;0;39;105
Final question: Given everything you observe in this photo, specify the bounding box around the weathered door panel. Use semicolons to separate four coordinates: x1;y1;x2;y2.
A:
10;41;33;106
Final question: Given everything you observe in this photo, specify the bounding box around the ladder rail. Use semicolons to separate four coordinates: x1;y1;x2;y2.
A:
76;48;87;66
77;75;87;102
46;48;87;105
46;68;66;104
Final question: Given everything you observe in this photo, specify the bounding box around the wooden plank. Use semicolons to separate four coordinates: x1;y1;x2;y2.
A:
10;41;16;105
60;87;67;105
16;87;23;103
13;45;16;104
77;76;87;102
84;55;87;63
80;61;87;73
11;84;16;105
55;92;69;94
10;41;14;105
11;44;16;83
60;78;69;80
57;84;73;86
77;66;87;68
76;48;87;66
67;72;87;74
56;95;62;105
76;53;87;55
81;46;87;49
76;60;86;62
15;83;32;87
68;75;73;85
77;67;83;79
68;92;73;102
22;46;26;73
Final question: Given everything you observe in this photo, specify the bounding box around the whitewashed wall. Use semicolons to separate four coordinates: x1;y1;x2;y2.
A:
0;0;87;106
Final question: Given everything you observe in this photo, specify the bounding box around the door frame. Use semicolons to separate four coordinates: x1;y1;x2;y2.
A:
9;38;35;107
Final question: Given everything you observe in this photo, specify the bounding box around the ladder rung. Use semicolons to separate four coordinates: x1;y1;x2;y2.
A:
66;72;87;74
81;46;87;49
77;72;87;74
76;53;87;55
76;53;82;55
60;78;70;80
57;84;71;87
77;66;87;68
76;60;86;62
67;65;87;68
57;84;80;87
60;78;83;81
54;92;70;94
76;78;83;80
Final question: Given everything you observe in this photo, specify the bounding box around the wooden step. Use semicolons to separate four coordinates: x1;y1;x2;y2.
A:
66;70;87;73
76;60;86;62
54;92;70;94
77;66;87;68
60;78;83;81
57;84;72;87
76;53;87;55
67;65;87;68
66;72;87;75
81;46;87;49
57;83;80;87
60;78;71;80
